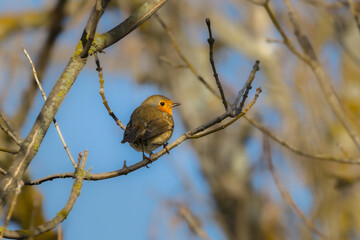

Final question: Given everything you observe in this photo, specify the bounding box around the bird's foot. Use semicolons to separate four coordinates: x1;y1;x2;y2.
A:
143;152;153;168
163;143;170;155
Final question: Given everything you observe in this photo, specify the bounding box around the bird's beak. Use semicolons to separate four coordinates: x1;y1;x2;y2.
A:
171;102;181;108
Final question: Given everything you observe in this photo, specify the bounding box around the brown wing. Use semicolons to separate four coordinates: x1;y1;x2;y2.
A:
141;118;173;141
121;107;147;144
121;121;144;144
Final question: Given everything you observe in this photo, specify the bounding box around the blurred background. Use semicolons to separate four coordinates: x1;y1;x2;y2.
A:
0;0;360;239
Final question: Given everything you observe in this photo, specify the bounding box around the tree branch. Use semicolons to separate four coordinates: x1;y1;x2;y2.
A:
155;14;219;98
80;0;108;58
94;53;126;130
22;47;77;168
0;110;22;146
254;0;360;150
0;151;88;239
205;18;228;112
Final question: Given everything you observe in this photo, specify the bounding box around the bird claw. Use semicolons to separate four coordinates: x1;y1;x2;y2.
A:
163;143;170;155
143;152;153;168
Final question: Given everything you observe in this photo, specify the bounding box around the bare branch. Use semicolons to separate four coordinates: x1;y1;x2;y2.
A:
250;0;360;151
94;53;126;130
177;204;211;240
155;14;219;97
0;151;88;239
347;0;360;33
205;18;228;112
0;147;19;155
244;116;360;165
190;88;262;139
246;116;360;164
0;110;22;146
159;56;187;68
0;182;23;240
232;60;260;115
282;0;360;150
80;0;108;58
22;47;77;168
97;0;168;52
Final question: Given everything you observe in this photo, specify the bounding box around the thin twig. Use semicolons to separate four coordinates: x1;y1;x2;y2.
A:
0;181;23;240
0;167;7;176
12;0;68;130
232;60;260;115
22;47;77;168
190;88;262;139
263;137;328;239
0;111;22;146
0;147;19;154
28;194;41;240
155;14;219;97
94;53;126;130
347;0;360;34
205;18;228;111
259;0;312;64
0;151;88;239
246;116;360;164
250;0;360;151
159;56;187;68
177;203;211;240
57;226;63;240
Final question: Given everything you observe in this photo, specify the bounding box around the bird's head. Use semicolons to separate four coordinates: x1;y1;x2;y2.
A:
142;95;180;115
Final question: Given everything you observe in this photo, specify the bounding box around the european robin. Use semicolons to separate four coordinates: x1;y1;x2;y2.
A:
121;95;180;160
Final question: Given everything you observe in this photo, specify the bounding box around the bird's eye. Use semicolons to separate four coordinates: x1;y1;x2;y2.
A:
160;101;165;106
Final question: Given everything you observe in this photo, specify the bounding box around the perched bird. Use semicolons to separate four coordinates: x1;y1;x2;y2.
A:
121;95;180;160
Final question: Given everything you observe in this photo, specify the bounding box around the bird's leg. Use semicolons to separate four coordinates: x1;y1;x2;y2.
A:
163;142;170;155
142;145;152;168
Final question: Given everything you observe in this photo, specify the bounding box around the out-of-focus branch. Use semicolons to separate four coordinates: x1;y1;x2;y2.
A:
259;0;360;151
347;0;360;33
13;0;68;129
155;14;219;97
0;151;88;239
177;204;211;240
302;0;348;10
263;137;327;239
246;116;360;164
0;147;18;155
22;47;77;168
0;0;169;209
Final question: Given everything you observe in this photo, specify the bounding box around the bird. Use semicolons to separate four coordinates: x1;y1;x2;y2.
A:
121;95;180;160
